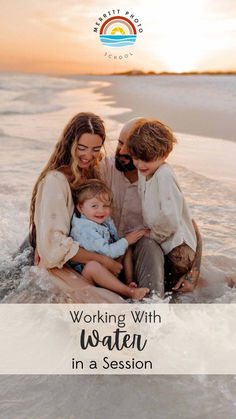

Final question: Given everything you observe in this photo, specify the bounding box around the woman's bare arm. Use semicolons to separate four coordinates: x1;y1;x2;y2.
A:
35;245;123;275
70;248;123;276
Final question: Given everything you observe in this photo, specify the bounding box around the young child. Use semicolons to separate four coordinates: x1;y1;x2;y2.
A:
69;179;149;300
126;119;197;290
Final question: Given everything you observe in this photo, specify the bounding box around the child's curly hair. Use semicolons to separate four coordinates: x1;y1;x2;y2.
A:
126;118;177;161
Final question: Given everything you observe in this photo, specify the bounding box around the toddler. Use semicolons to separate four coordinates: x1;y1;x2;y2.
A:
70;179;149;300
126;119;197;289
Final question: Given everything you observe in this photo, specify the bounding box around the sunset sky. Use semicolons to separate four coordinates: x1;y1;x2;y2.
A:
1;0;236;74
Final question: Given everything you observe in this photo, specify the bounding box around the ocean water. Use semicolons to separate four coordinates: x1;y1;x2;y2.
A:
0;72;235;304
0;72;236;418
0;375;236;419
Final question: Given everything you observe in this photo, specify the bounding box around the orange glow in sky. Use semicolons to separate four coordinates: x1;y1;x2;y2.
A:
0;0;235;74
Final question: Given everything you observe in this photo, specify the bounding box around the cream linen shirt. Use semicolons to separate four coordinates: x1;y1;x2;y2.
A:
101;155;146;236
34;170;79;269
138;163;197;255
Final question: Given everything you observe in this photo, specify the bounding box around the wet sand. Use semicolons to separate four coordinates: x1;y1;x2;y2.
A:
81;74;236;141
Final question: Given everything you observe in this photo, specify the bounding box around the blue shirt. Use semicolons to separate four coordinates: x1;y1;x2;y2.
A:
69;214;128;273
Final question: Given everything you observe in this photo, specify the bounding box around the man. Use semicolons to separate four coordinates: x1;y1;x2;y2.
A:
102;119;202;297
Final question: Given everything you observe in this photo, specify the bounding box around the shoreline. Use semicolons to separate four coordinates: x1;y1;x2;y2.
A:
69;75;236;188
74;75;236;142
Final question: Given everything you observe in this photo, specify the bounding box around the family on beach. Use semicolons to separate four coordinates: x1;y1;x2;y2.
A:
30;112;202;303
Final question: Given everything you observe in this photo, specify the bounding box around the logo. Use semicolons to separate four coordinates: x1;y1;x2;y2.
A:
93;10;143;60
100;16;137;48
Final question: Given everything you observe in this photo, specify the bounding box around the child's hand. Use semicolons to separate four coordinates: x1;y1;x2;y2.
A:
125;229;147;245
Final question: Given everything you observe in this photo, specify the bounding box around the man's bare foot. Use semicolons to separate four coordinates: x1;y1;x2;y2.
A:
128;287;149;301
128;282;137;288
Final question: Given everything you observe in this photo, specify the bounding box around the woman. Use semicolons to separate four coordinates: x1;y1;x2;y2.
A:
30;112;124;303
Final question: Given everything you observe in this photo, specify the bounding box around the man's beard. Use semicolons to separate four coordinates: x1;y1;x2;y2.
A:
115;152;136;172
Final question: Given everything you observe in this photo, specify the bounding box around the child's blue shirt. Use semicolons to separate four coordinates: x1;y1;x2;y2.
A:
69;214;128;273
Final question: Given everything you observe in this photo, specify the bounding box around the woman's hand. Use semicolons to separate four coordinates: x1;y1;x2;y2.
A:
125;229;150;245
172;267;199;293
103;256;123;275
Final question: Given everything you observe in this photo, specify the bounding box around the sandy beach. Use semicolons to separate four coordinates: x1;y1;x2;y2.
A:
81;75;236;188
77;74;236;141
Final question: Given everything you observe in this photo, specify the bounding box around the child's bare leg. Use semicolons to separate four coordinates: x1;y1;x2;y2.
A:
82;261;149;300
124;246;136;287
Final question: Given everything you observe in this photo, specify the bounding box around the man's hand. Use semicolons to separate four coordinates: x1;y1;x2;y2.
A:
103;256;123;275
172;267;199;293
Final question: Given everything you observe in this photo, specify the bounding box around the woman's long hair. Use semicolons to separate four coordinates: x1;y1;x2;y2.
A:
29;112;106;246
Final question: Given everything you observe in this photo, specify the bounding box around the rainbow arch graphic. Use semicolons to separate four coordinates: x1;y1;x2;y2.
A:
100;16;137;48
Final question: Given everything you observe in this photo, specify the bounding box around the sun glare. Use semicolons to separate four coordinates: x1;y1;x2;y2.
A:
0;0;234;74
154;0;208;72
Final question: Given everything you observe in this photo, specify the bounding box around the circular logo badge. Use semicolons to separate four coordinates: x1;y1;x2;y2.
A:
100;16;137;48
